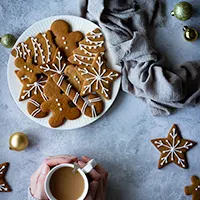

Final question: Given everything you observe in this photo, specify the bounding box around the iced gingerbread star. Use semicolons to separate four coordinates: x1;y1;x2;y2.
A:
151;124;197;169
0;162;11;192
76;53;120;100
185;176;200;200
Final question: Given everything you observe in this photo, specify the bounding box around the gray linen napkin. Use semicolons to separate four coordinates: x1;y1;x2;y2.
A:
78;0;200;116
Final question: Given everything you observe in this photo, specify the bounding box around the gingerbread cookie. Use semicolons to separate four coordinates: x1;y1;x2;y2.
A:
14;56;42;83
185;176;200;200
52;74;104;118
39;48;68;83
0;162;11;192
27;94;48;118
41;77;81;127
76;54;120;100
11;30;57;65
64;65;84;93
151;124;197;169
68;28;105;66
51;20;83;57
16;74;48;101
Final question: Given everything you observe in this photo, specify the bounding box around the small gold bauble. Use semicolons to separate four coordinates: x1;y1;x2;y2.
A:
183;26;198;42
9;132;29;151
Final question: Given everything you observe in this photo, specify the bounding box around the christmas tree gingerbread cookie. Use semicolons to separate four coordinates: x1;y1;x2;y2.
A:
14;56;42;83
151;124;197;169
51;20;83;57
0;162;11;192
27;94;48;118
185;176;200;200
68;28;105;67
11;30;57;65
41;77;81;127
76;54;120;100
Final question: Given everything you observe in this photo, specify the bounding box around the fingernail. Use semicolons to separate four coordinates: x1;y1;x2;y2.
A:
42;165;49;175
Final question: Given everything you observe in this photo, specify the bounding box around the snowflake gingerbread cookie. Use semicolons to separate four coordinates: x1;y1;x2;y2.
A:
0;162;11;192
11;30;57;65
76;53;120;100
151;124;197;169
51;20;83;57
185;176;200;200
68;28;105;67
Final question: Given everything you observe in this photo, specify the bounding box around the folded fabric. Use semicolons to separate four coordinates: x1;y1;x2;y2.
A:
79;0;200;116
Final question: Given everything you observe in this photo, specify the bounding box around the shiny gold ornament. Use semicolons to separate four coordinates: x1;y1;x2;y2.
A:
9;132;29;151
183;26;198;42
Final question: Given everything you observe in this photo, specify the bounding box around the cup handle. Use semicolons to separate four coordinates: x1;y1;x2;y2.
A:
82;159;97;174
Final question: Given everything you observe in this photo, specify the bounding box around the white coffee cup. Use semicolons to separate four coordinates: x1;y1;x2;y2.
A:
44;159;97;200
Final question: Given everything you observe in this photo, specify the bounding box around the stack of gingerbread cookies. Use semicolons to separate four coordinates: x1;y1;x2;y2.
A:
11;20;120;128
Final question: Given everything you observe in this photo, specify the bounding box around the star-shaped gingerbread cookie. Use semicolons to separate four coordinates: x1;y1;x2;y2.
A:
185;176;200;200
0;162;11;192
151;124;197;169
76;53;120;100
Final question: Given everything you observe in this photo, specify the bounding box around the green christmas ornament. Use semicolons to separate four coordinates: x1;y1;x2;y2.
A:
183;26;198;42
0;34;16;48
171;1;193;21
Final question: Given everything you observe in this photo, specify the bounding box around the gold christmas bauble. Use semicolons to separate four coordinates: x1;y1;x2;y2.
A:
9;132;29;151
183;26;198;42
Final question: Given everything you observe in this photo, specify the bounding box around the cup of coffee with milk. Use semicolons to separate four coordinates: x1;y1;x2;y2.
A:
44;159;97;200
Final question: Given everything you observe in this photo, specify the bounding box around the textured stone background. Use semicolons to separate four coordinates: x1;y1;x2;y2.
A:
0;0;200;199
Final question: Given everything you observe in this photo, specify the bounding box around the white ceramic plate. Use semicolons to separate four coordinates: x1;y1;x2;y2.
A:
7;15;121;130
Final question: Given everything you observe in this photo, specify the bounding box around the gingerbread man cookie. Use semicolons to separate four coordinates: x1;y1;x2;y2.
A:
64;65;84;93
14;56;42;83
15;73;48;101
11;30;57;65
41;77;81;127
27;94;48;118
151;124;197;169
51;20;83;57
185;176;200;200
76;54;120;100
52;74;104;118
0;162;11;192
68;28;105;67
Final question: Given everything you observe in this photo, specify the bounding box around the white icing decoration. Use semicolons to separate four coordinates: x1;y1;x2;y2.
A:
81;101;88;114
73;92;79;105
195;185;200;191
88;97;101;103
59;108;63;111
42;33;51;62
65;84;72;96
31;37;45;64
55;99;62;111
21;76;48;101
78;56;118;97
21;75;29;81
0;165;5;174
91;105;97;117
29;99;40;107
74;76;80;84
65;46;68;50
40;51;66;77
15;43;31;59
62;37;65;40
0;184;8;192
64;41;67;45
154;128;194;167
57;75;64;87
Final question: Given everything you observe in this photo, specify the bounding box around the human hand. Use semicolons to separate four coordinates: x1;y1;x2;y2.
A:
29;155;77;200
78;156;108;200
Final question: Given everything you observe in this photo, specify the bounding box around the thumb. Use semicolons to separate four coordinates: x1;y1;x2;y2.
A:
85;181;99;200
